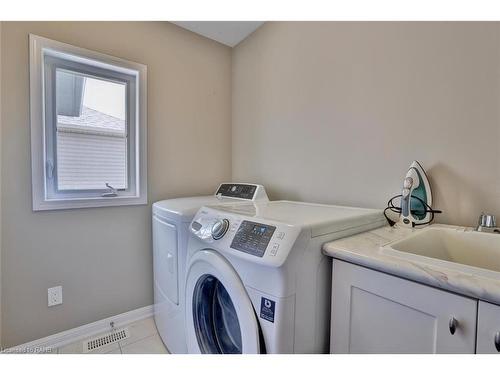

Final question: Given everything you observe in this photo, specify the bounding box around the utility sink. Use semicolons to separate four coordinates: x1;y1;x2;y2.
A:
381;226;500;277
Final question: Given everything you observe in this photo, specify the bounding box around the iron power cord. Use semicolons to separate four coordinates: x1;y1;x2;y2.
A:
383;194;442;227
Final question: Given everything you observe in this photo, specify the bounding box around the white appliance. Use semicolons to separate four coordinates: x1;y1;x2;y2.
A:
152;183;268;353
185;201;386;353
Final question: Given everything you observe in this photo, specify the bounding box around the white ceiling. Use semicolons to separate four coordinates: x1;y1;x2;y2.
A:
171;21;265;47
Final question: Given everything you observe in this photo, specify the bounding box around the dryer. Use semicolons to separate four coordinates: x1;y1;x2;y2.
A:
185;201;386;353
152;183;268;353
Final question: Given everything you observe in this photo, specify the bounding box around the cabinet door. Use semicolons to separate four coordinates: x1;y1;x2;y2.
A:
331;260;477;354
477;301;500;354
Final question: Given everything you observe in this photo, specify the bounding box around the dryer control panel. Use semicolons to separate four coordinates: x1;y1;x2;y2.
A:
215;183;269;201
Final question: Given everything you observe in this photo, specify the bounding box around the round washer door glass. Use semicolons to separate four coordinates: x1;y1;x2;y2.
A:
193;274;242;354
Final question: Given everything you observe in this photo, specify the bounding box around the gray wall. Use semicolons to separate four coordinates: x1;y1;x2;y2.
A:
1;22;232;347
4;20;500;348
232;22;500;227
0;21;3;348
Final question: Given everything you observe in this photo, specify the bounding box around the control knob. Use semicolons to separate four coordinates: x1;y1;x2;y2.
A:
212;219;229;240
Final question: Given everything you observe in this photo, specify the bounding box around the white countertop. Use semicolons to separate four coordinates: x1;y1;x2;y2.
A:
322;224;500;305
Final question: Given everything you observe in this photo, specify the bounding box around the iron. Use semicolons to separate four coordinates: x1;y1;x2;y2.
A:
399;160;434;227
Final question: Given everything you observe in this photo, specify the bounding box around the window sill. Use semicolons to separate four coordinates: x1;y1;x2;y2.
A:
33;195;148;211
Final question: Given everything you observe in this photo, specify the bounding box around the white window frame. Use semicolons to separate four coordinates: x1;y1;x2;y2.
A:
29;34;147;211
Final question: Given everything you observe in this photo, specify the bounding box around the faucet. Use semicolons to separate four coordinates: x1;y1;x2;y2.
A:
476;213;500;233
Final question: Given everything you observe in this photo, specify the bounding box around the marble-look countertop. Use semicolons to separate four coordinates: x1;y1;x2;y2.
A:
322;224;500;305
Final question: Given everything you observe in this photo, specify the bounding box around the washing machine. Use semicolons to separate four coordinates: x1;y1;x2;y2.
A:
152;183;268;353
185;200;386;353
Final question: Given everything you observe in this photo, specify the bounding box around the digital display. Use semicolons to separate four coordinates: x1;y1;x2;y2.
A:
253;225;268;235
230;220;276;257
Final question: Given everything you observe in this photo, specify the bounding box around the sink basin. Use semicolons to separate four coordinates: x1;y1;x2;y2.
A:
382;226;500;276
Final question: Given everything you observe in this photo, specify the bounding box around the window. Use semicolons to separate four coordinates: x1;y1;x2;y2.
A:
30;35;147;210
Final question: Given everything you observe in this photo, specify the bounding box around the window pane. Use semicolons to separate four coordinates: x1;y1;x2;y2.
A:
55;70;128;191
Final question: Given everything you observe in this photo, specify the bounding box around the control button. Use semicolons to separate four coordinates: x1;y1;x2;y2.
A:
191;221;202;231
212;219;229;240
276;231;285;240
269;243;280;256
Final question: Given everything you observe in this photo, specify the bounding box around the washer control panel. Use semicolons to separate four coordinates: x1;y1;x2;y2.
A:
190;206;302;267
230;220;276;257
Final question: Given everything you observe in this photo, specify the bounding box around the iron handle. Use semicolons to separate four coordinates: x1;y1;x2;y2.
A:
494;332;500;352
449;317;458;335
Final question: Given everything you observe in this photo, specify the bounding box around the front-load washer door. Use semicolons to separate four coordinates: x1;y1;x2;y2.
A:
185;250;262;354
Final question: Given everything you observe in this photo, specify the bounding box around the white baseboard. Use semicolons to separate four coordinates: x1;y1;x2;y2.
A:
4;305;154;353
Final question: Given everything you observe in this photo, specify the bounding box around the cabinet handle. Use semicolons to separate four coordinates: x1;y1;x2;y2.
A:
449;317;458;335
494;332;500;352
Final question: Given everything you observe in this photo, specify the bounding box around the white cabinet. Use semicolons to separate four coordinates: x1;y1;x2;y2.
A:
330;260;477;353
477;301;500;354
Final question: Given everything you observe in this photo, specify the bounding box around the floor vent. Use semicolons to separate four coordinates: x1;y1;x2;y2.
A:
83;328;129;353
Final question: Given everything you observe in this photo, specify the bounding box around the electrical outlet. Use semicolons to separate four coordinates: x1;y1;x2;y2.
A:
48;286;62;307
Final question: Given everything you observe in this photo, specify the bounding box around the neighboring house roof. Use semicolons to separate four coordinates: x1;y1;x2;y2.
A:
57;106;126;137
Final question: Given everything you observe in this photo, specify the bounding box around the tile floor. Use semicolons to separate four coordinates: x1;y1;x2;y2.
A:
56;317;169;354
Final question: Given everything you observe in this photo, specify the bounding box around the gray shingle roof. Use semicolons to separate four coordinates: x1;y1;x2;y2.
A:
57;106;126;137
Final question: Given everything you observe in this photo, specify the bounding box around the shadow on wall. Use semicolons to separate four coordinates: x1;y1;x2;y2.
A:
428;162;492;227
264;186;301;202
